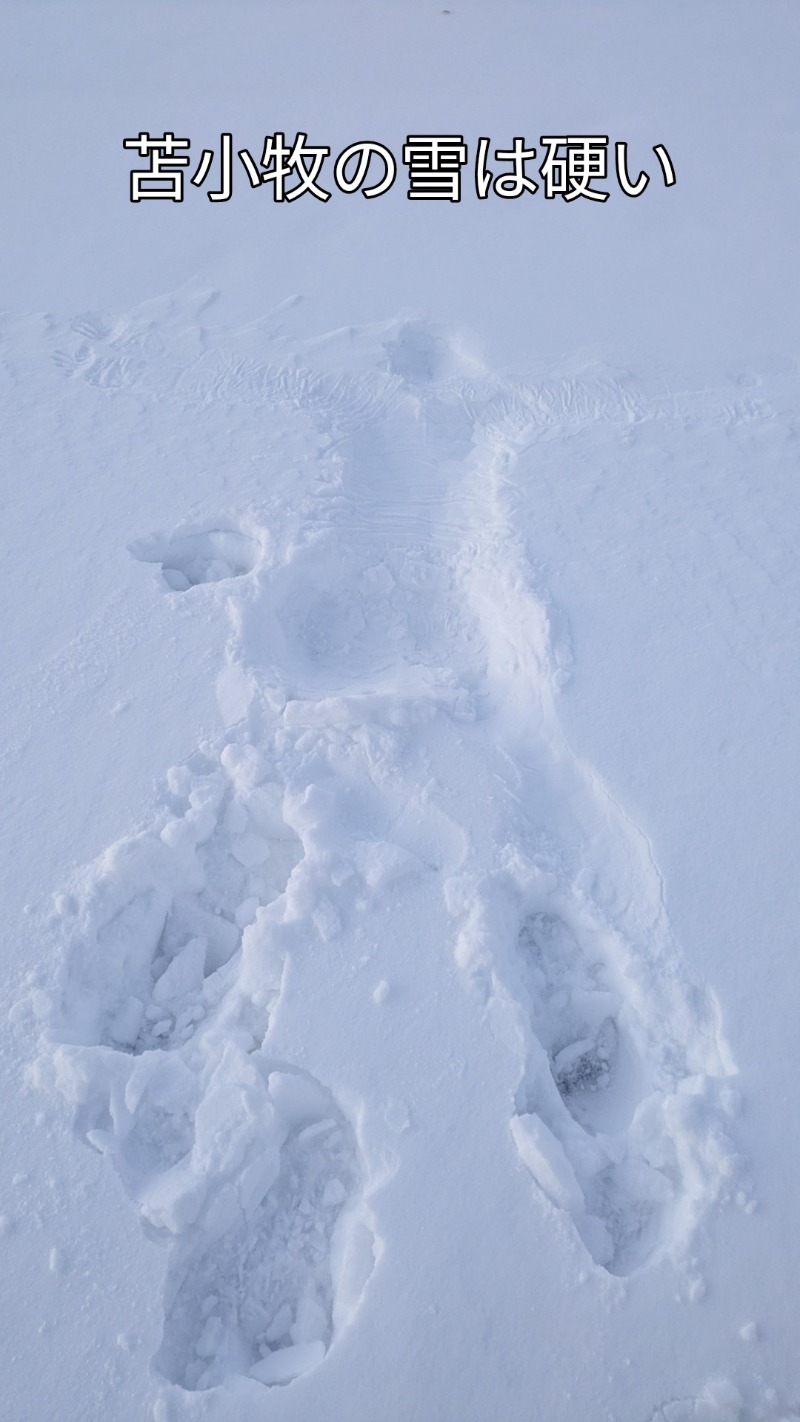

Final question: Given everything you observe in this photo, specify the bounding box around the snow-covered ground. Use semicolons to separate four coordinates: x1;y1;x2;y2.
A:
2;6;799;1421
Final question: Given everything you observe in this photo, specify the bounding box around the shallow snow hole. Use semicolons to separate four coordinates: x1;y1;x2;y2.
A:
129;528;260;590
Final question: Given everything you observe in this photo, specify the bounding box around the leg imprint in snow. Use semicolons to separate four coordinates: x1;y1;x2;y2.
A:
41;733;376;1391
506;898;735;1276
55;741;301;1056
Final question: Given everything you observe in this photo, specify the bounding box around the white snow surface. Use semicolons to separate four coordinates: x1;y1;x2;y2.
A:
2;5;800;1421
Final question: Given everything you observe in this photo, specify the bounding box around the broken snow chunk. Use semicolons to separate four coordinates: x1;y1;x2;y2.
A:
269;1072;330;1128
163;568;191;592
230;832;271;869
701;1378;742;1413
166;765;193;798
321;1179;347;1209
511;1112;585;1214
235;896;260;929
290;1292;327;1347
249;1340;325;1386
372;980;390;1005
152;939;207;1005
79;1123;110;1158
223;800;248;835
265;1303;293;1343
577;1212;615;1267
163;900;239;972
312;898;341;942
242;783;286;836
297;1119;337;1144
195;1314;224;1360
352;839;422;890
686;1274;707;1303
109;996;145;1047
220;742;268;791
160;818;196;852
174;1004;205;1034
